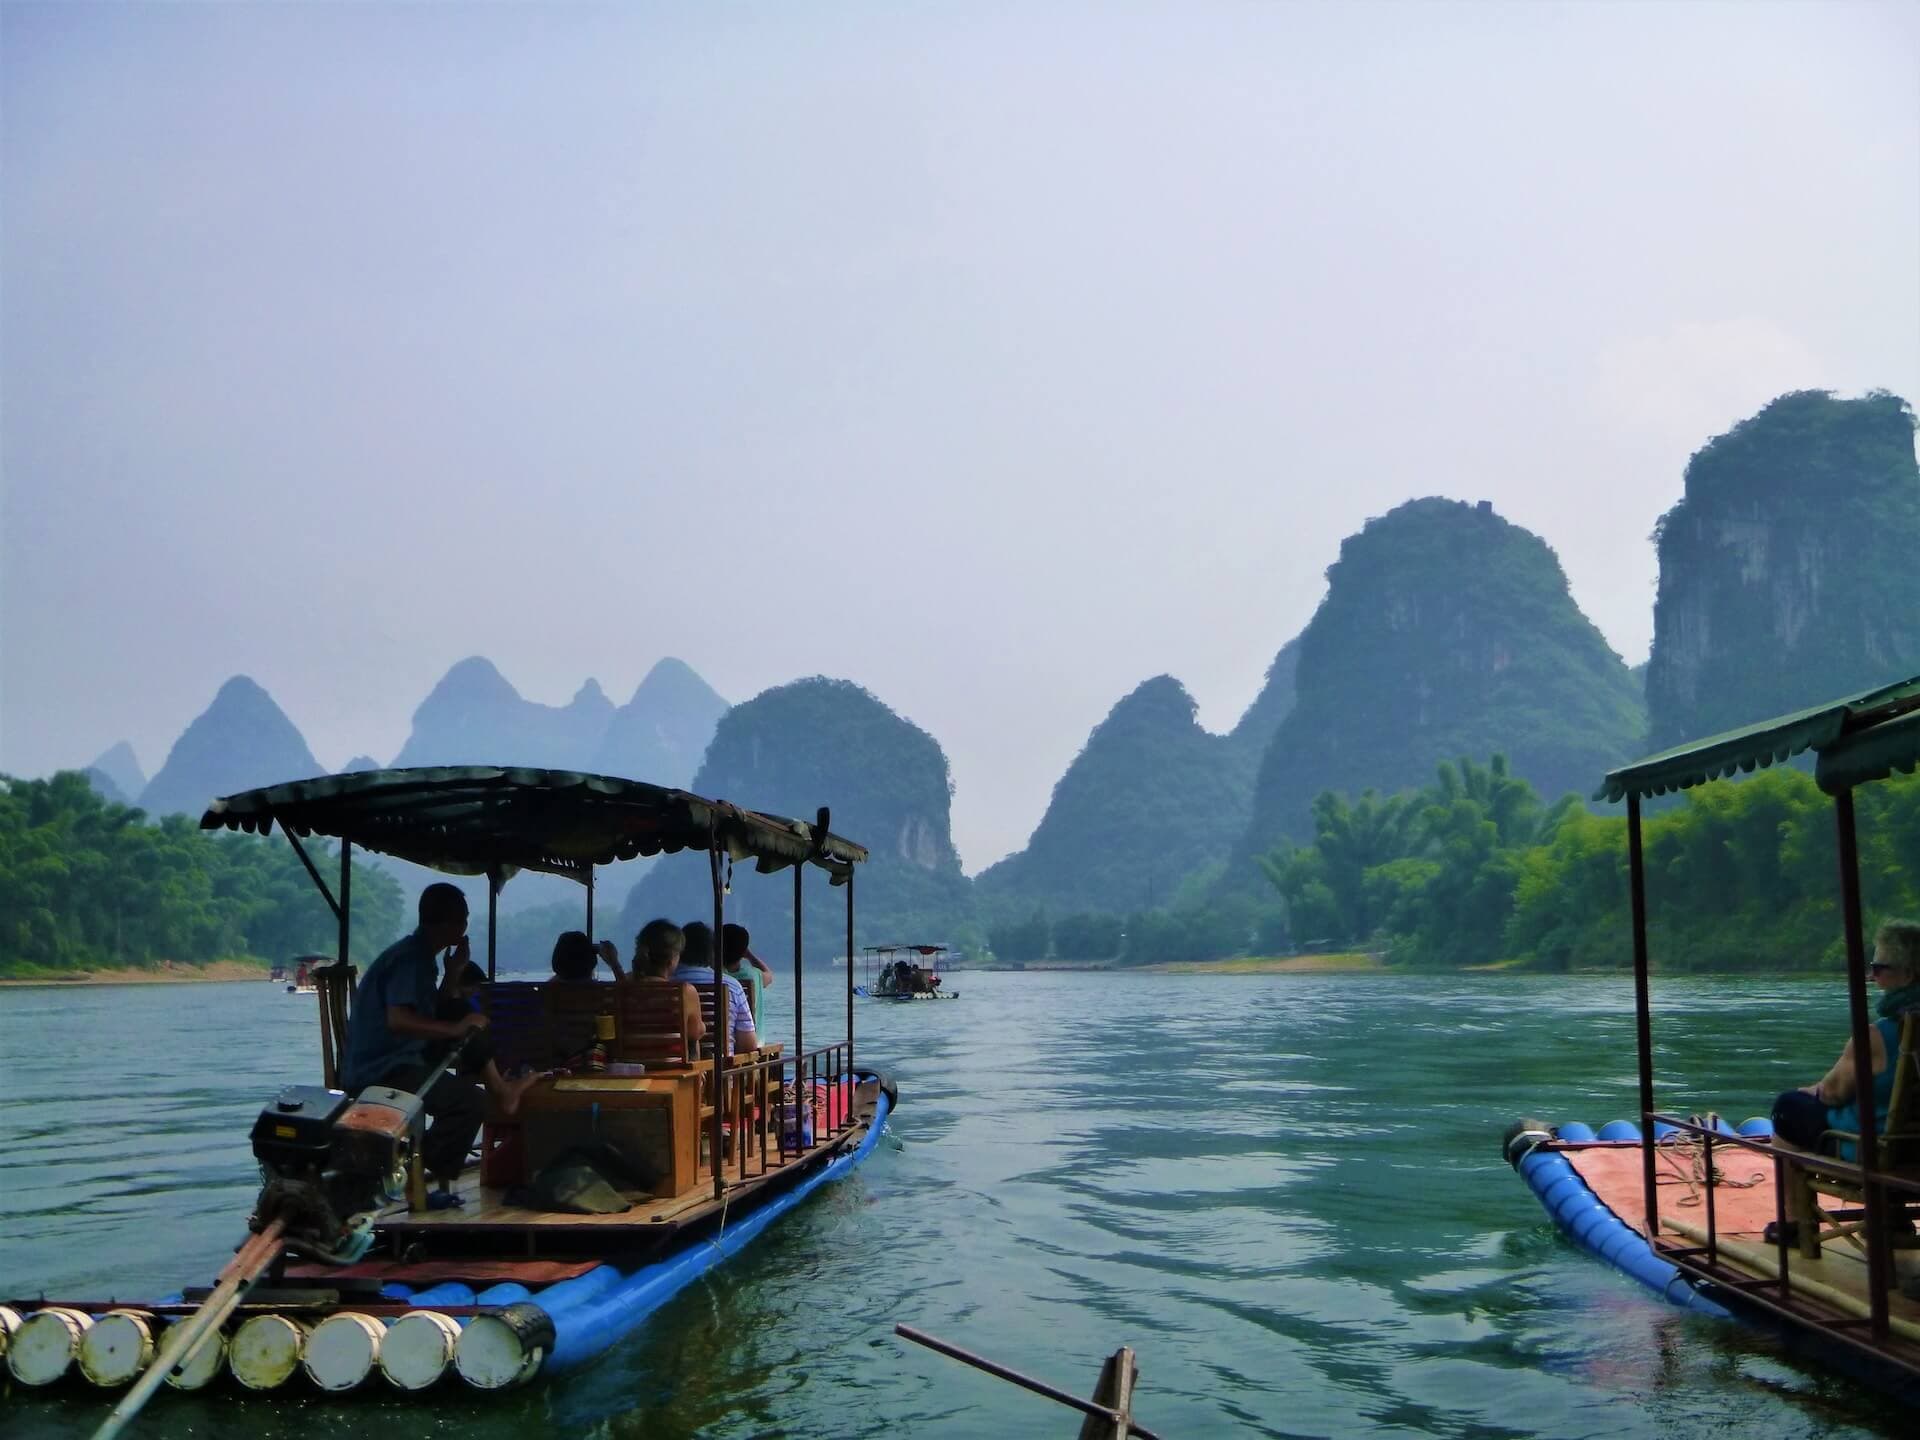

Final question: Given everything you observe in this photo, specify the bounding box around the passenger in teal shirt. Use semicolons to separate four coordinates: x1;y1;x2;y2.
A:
723;923;775;1029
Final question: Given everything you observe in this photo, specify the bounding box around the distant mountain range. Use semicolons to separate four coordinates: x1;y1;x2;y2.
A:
129;657;728;820
66;387;1920;948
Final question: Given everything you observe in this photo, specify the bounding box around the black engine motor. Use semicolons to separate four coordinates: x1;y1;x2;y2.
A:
249;1083;426;1263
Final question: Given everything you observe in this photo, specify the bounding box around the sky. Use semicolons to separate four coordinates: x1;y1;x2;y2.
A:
3;2;1917;873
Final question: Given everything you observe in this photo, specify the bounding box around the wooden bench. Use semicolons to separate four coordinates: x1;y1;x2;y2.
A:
1786;1013;1920;1259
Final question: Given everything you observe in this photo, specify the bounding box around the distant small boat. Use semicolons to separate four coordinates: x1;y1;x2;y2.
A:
855;944;959;1001
284;956;326;995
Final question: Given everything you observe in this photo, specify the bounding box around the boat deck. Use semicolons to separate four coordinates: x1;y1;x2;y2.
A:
1557;1141;1920;1351
369;1082;880;1258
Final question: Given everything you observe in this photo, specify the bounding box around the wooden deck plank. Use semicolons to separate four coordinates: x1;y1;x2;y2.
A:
375;1118;868;1235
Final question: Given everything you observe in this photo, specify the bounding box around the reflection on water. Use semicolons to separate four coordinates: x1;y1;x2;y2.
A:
0;971;1908;1438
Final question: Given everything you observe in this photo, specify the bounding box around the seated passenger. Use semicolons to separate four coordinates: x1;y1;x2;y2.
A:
428;957;535;1116
339;883;491;1194
677;920;760;1055
1772;920;1920;1158
550;929;625;984
722;922;775;1025
545;929;625;1065
631;917;704;1060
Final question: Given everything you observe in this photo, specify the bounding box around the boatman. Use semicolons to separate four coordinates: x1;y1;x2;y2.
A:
339;882;490;1199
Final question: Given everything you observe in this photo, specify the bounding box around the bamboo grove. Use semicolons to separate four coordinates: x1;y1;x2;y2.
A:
0;771;404;977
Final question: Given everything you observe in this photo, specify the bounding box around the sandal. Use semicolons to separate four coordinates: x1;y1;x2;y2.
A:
425;1190;466;1211
1763;1219;1799;1246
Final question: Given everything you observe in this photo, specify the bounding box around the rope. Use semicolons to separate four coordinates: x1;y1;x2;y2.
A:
1654;1114;1767;1207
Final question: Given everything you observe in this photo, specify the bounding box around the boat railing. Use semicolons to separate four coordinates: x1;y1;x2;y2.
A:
1645;1111;1920;1357
709;1041;858;1184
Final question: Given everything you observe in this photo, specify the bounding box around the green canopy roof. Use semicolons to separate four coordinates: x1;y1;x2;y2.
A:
1815;706;1920;794
1595;676;1920;803
200;766;866;885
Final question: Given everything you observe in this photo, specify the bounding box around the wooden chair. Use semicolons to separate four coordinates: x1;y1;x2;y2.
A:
544;981;613;1066
612;980;697;1066
312;963;356;1089
481;981;549;1072
1786;1014;1920;1260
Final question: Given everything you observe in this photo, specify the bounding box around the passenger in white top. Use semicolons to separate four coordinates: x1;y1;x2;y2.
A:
676;921;760;1054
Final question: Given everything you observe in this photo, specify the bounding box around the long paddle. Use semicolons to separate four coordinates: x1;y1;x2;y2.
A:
89;1217;287;1440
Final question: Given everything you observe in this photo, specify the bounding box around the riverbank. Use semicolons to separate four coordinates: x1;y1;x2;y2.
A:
1136;953;1385;975
0;959;271;987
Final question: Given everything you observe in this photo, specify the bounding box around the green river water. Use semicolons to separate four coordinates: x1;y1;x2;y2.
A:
0;971;1910;1438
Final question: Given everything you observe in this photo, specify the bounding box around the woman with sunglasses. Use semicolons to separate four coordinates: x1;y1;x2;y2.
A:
1770;920;1920;1158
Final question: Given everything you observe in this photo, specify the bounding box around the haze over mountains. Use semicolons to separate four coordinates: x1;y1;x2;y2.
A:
67;389;1920;950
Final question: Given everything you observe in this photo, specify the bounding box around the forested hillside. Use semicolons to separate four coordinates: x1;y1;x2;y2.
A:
140;676;324;818
0;772;403;977
620;678;974;956
1230;498;1645;869
1646;390;1920;748
975;676;1250;915
1257;757;1920;973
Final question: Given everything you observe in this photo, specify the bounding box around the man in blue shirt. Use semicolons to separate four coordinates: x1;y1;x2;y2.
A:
676;920;760;1055
340;882;489;1186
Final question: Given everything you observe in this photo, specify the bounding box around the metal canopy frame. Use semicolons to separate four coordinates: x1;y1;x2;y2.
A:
1610;679;1920;1364
229;767;865;1205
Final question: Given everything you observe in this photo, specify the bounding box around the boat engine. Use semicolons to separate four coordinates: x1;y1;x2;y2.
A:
249;1084;425;1264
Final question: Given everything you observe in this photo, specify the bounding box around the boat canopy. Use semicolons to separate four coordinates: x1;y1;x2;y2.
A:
199;766;866;886
1594;675;1920;803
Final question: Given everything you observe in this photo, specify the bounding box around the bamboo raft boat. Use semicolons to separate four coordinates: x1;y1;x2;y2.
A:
1;766;898;1430
1507;680;1920;1392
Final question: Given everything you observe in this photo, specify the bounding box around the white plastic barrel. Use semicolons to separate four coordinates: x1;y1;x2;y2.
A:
454;1312;545;1390
6;1307;93;1387
302;1311;385;1392
78;1309;157;1387
378;1309;461;1391
228;1313;308;1390
162;1321;228;1391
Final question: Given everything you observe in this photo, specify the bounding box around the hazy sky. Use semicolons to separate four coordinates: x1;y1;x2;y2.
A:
4;2;1917;871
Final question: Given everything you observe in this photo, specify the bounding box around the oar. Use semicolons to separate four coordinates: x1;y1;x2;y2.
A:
90;1217;287;1440
895;1324;1161;1440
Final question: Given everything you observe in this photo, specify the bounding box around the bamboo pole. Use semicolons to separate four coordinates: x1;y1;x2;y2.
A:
896;1325;1158;1440
90;1220;287;1440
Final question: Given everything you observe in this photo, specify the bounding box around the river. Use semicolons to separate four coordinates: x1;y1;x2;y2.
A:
0;971;1909;1438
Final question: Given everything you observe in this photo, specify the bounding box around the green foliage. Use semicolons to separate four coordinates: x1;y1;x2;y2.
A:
0;771;403;975
1647;390;1920;749
1234;498;1645;865
1259;755;1920;972
989;908;1052;964
1053;911;1123;960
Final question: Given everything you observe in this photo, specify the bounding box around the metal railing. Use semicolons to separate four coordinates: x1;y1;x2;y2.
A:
1642;1112;1920;1374
706;1041;858;1183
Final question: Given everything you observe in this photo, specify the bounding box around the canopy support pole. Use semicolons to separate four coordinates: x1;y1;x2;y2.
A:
1627;794;1658;1242
710;835;727;1202
585;866;595;942
339;840;352;976
1834;787;1892;1336
281;828;340;920
487;869;499;983
845;867;855;1067
793;863;804;1074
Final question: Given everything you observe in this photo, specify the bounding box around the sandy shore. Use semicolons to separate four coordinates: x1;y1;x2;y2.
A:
1136;953;1386;975
0;960;272;987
